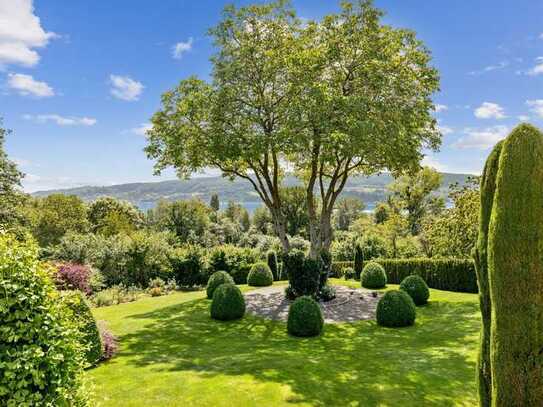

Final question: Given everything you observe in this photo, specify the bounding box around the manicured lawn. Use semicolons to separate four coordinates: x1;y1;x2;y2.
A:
88;279;480;406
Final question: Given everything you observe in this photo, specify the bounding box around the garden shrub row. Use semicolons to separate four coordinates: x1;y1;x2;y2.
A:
333;258;477;293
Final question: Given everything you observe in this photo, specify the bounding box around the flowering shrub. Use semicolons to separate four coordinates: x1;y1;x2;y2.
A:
54;262;93;294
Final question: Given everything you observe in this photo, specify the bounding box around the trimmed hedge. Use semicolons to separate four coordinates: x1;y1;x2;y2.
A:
376;290;416;328
62;290;103;366
332;258;477;293
247;262;273;287
210;283;245;321
400;275;430;305
331;261;353;278
361;262;387;289
287;296;324;337
206;271;234;299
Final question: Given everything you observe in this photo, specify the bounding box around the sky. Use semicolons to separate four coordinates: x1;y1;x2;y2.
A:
1;0;542;192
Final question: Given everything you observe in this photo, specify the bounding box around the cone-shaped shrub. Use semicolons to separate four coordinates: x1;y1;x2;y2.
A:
287;296;324;337
206;270;234;299
267;250;279;280
473;139;503;407
361;262;387;289
210;283;245;321
247;262;273;287
488;124;543;405
354;244;364;279
376;290;416;327
399;275;429;305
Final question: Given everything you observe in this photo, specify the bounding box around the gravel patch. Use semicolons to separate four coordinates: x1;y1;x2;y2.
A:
244;285;382;324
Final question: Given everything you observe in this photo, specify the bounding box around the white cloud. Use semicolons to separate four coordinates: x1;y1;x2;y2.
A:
129;123;152;136
527;100;543;118
438;124;453;135
434;104;448;113
453;125;509;150
421;154;448;172
172;38;193;59
7;73;54;97
527;57;543;76
0;0;57;67
109;74;143;101
518;115;530;121
469;61;509;76
23;113;96;126
474;102;506;119
22;173;87;193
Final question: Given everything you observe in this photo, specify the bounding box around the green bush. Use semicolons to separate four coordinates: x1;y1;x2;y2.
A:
399;275;430;305
247;262;273;287
343;266;355;280
287;296;324;337
331;258;477;293
206;270;234;299
376;290;416;327
0;235;87;406
267;250;279;280
210;283;245;321
170;245;206;287
330;261;354;278
207;245;259;284
62;290;103;366
284;250;320;297
361;262;387;289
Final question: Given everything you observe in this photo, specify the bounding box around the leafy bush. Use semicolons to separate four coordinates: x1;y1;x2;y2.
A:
283;250;321;297
170;245;206;287
267;250;279;280
319;285;336;301
247;262;273;287
61;290;103;366
376;290;416;327
210;283;245;321
400;275;430;305
343;266;355;280
206;271;234;299
378;258;477;293
0;235;87;406
207;245;259;284
97;321;118;361
287;296;324;337
91;285;141;307
361;262;387;289
53;262;93;294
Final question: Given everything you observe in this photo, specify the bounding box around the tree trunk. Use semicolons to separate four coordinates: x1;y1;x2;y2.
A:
271;207;290;253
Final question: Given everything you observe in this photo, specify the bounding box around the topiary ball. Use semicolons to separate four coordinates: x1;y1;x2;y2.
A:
206;271;234;299
247;262;274;287
400;275;430;305
361;262;387;289
210;283;245;321
376;290;416;328
287;296;324;337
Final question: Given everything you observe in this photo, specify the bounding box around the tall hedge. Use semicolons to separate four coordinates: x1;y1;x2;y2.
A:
0;235;87;406
487;124;543;405
267;250;279;281
473;140;502;407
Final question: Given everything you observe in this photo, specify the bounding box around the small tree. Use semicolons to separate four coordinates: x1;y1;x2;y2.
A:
210;193;220;212
354;243;364;280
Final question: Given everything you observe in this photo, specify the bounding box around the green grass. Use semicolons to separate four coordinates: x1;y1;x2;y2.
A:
88;279;480;406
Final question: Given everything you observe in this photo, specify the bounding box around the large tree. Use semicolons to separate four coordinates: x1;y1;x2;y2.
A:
146;0;440;257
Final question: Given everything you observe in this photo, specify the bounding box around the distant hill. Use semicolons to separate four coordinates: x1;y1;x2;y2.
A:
32;172;472;211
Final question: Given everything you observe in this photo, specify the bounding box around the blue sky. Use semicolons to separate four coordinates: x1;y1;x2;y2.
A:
1;0;542;192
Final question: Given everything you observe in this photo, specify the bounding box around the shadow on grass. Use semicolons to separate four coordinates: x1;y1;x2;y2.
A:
118;297;480;406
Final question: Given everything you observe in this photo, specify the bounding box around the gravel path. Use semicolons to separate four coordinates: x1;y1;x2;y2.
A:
244;285;381;324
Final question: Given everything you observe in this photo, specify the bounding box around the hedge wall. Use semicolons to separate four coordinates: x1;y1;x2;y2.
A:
332;258;477;293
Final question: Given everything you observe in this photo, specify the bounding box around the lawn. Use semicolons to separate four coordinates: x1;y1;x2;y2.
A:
88;279;480;406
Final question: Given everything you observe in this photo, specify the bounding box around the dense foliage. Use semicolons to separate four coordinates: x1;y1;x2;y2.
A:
399;275;430;306
210;283;245;321
62;290;103;366
376;290;416;328
361;262;387;289
284;250;320;297
287;296;324;337
53;262;93;294
486;124;543;405
206;271;234;299
0;235;87;406
267;250;279;280
247;262;273;287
